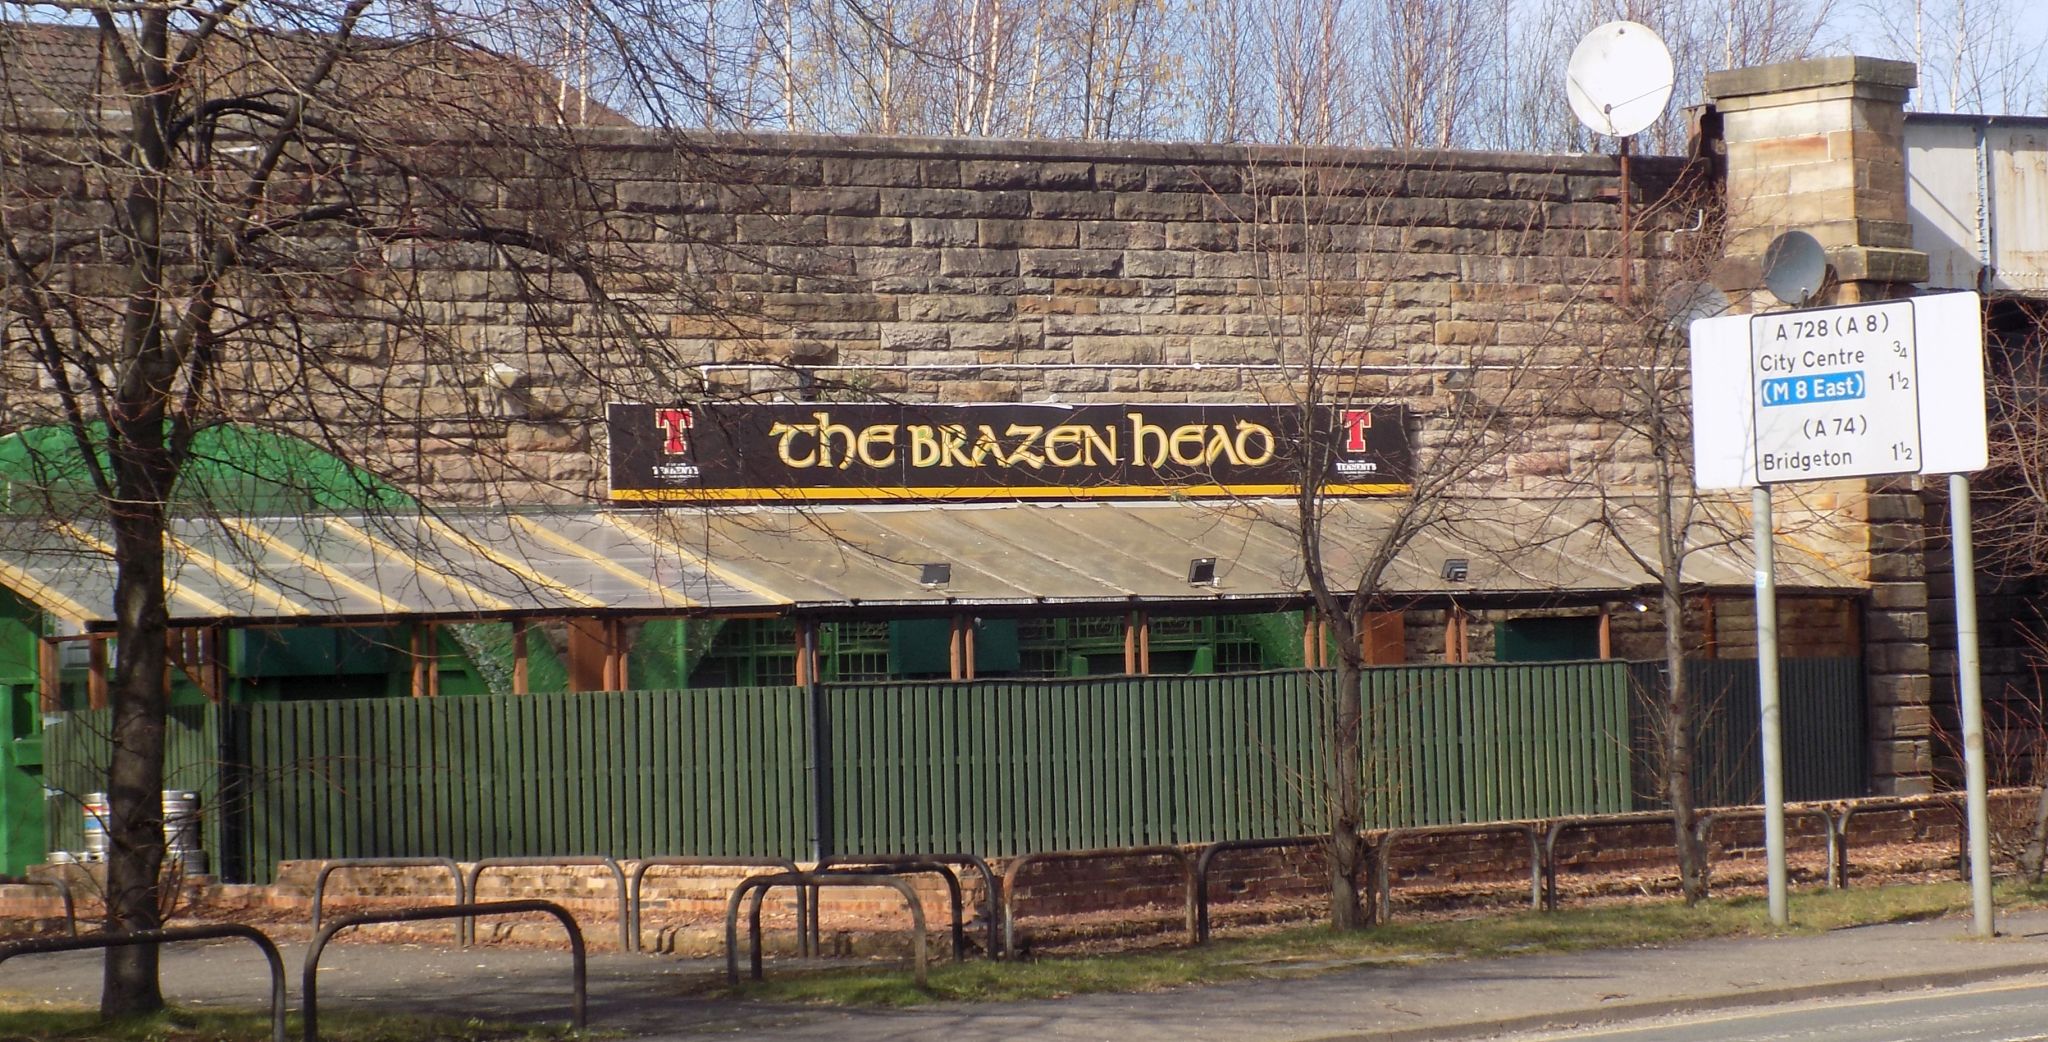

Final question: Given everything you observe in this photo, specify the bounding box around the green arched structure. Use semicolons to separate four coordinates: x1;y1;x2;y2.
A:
0;423;414;517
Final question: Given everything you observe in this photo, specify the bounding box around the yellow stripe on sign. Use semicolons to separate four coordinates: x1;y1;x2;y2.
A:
510;515;697;609
416;515;606;609
319;517;520;614
601;513;791;606
222;518;401;615
55;523;242;620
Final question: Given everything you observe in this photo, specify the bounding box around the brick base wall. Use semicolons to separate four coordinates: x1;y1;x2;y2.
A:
4;793;2022;948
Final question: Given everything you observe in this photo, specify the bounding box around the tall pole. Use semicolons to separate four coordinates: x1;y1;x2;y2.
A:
1753;485;1788;925
1618;138;1633;308
1951;473;1995;936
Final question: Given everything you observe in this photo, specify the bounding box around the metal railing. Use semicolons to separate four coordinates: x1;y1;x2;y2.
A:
310;858;467;941
818;853;1000;957
2;874;76;936
303;900;585;1042
0;925;286;1042
628;856;805;955
725;871;937;987
464;856;627;950
1002;845;1194;954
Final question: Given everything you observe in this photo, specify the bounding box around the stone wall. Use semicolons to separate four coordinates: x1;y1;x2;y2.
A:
199;130;1694;506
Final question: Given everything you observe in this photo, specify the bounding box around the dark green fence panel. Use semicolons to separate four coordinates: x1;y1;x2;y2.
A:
1629;658;1866;808
1362;662;1633;827
39;659;1867;878
827;672;1326;857
233;687;808;882
41;704;224;866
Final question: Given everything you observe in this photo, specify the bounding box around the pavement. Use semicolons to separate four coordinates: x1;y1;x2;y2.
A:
9;909;2048;1041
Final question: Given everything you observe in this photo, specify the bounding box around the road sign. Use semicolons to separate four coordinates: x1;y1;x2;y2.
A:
1691;291;1986;490
1749;299;1919;484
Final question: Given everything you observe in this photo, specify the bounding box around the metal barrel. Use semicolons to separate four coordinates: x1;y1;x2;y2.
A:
80;793;108;862
80;791;206;872
163;791;205;874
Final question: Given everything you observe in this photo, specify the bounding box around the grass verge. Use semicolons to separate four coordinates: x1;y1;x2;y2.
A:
723;878;2048;1007
0;1007;573;1042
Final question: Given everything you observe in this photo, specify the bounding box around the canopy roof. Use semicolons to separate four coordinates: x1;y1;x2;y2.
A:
0;498;1863;628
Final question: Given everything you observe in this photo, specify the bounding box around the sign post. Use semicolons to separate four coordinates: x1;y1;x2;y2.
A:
1691;291;1987;932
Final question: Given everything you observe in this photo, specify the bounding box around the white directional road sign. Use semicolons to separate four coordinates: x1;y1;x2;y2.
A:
1748;300;1918;483
1691;291;1986;490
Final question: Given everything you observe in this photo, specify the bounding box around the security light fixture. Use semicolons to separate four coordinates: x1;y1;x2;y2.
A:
918;562;952;586
1187;557;1218;585
1440;558;1469;582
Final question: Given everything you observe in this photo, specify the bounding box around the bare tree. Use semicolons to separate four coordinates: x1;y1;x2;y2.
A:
1208;148;1604;926
0;1;810;1015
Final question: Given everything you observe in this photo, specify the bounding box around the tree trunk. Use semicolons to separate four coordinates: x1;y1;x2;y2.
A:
2022;777;2048;882
1328;656;1370;928
101;497;170;1017
1664;584;1708;904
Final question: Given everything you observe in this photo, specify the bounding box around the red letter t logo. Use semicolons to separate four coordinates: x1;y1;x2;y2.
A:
655;408;694;455
1340;409;1372;452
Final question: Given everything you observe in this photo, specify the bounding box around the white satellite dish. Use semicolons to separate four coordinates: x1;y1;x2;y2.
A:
1565;21;1675;138
1762;230;1828;306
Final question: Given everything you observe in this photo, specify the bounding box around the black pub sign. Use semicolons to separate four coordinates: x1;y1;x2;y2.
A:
607;402;1410;503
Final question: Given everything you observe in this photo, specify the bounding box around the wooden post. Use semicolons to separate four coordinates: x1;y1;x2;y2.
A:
410;624;428;698
1701;595;1720;659
512;620;530;694
1138;611;1151;674
1302;606;1319;668
1443;609;1467;664
37;638;58;713
427;623;442;698
207;626;228;703
1597;611;1613;660
947;616;964;681
87;637;109;710
1123;612;1138;674
962;617;977;681
795;620;814;687
604;618;625;691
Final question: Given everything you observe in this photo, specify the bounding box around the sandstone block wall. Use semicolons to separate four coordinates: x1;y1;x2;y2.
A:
239;130;1695;506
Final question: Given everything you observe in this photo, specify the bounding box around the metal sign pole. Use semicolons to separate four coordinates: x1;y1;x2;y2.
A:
1753;485;1788;926
1951;472;1995;936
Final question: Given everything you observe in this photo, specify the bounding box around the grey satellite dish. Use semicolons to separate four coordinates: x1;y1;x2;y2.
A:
1762;230;1828;306
1662;280;1732;331
1565;21;1675;138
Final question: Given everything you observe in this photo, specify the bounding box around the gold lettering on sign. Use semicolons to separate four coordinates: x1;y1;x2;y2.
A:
814;412;859;469
1006;425;1046;468
769;421;817;468
857;425;898;467
908;425;943;467
1234;420;1275;465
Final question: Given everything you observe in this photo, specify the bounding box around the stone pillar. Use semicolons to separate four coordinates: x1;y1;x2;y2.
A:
1704;56;1935;794
1705;56;1927;300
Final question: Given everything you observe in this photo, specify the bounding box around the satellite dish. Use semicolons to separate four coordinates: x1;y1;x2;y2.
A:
1566;21;1676;138
1662;280;1732;331
1762;230;1828;306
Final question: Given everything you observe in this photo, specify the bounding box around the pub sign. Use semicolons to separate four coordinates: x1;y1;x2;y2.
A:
607;402;1410;503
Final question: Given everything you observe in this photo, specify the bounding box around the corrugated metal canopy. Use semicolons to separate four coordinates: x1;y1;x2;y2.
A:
0;497;1863;626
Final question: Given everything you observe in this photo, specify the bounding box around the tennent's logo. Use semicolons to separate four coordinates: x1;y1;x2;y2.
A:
655;408;695;455
1340;409;1373;452
1334;408;1381;477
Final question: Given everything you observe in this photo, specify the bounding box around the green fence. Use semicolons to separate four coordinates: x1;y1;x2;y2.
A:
42;704;226;863
829;672;1331;855
1629;658;1868;808
41;660;1864;881
1366;662;1634;826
